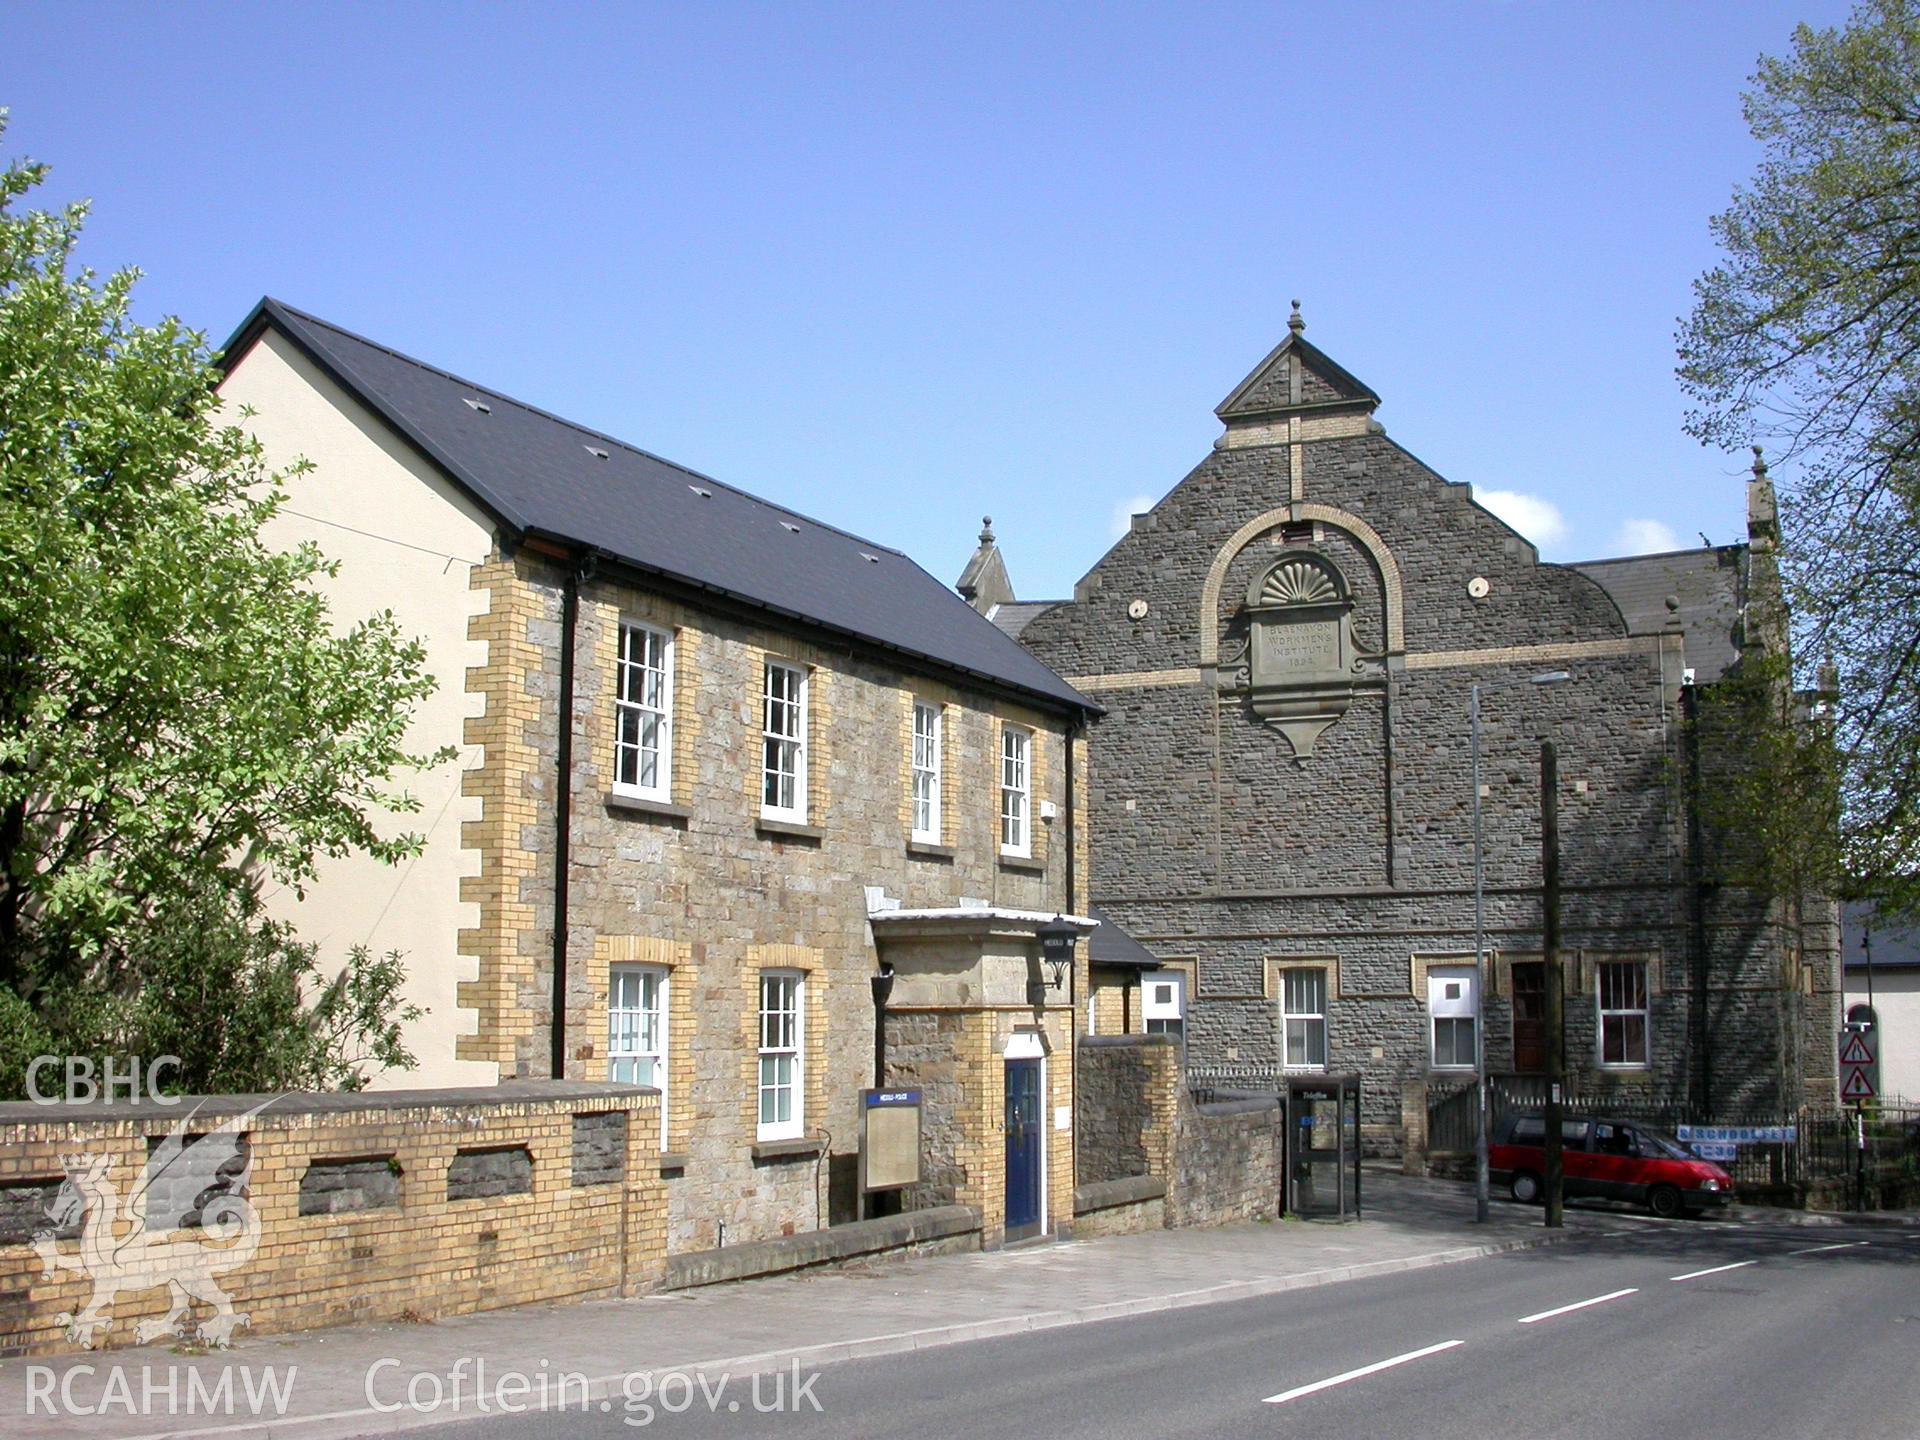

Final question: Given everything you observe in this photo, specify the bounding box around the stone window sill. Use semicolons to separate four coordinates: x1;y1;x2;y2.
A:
756;817;825;843
998;854;1046;875
605;791;692;823
750;1135;826;1162
906;839;955;861
659;1151;689;1173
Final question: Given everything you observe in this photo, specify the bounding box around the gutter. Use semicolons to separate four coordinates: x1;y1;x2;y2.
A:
533;534;1101;723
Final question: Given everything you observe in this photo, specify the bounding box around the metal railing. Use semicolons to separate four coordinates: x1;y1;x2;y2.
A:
1424;1074;1920;1196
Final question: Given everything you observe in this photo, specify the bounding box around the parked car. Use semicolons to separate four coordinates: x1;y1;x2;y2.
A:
1490;1113;1735;1218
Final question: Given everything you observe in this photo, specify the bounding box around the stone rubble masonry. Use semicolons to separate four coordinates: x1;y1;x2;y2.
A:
882;1005;1077;1250
451;553;1084;1253
1074;1036;1280;1232
1020;348;1840;1141
0;1084;664;1357
295;1156;401;1216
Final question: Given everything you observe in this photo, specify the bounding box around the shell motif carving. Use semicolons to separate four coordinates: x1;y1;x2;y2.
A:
1259;559;1339;607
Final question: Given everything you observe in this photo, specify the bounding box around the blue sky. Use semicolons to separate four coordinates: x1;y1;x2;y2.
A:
2;1;1850;601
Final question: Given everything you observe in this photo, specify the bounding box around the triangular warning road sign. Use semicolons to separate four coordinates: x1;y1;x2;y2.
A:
1839;1031;1875;1066
1840;1066;1876;1102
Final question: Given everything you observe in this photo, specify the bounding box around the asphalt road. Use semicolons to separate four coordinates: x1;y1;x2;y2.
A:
422;1218;1920;1440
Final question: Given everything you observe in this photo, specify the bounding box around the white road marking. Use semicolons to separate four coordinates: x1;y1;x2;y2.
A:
1262;1340;1465;1405
1671;1260;1756;1282
1517;1288;1638;1324
1788;1241;1867;1256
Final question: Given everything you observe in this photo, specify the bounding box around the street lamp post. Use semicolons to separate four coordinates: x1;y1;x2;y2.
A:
1471;670;1571;1224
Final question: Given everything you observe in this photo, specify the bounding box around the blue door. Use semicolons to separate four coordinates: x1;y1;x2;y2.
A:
1004;1058;1043;1239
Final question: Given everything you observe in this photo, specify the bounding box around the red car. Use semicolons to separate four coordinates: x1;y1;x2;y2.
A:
1490;1113;1735;1218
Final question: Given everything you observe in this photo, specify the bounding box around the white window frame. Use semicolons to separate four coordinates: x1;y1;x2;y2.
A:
1142;970;1185;1039
608;964;669;1148
911;701;942;843
613;623;673;802
757;970;805;1141
999;726;1031;857
1595;960;1650;1069
761;661;808;823
1428;965;1478;1071
1281;967;1328;1070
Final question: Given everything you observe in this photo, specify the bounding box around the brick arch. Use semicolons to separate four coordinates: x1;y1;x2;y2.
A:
1197;503;1404;664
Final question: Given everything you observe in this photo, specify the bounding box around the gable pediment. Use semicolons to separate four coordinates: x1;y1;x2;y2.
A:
1215;333;1380;424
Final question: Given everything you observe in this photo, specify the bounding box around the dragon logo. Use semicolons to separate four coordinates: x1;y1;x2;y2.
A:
34;1101;272;1348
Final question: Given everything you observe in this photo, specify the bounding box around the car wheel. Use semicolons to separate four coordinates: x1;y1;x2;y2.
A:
1648;1184;1685;1219
1511;1171;1542;1205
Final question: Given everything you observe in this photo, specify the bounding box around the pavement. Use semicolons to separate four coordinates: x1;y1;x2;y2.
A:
5;1167;1914;1440
411;1212;1920;1440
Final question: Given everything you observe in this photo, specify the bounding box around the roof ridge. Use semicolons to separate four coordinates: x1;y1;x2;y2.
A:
1567;544;1744;567
261;298;909;559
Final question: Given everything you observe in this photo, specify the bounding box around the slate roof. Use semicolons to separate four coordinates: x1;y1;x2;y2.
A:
1569;546;1745;683
222;300;1095;716
988;601;1065;641
1843;901;1920;971
1086;905;1161;969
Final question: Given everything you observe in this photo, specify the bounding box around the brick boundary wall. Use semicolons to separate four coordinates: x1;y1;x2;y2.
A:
0;1083;664;1357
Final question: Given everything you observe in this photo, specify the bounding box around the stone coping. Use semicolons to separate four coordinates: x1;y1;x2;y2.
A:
661;1204;981;1291
0;1080;657;1125
1192;1096;1281;1117
1074;1174;1168;1213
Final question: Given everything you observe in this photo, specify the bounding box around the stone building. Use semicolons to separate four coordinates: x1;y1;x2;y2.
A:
1009;307;1840;1147
216;299;1099;1250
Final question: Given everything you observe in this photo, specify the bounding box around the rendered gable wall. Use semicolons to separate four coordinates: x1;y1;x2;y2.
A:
218;328;499;1088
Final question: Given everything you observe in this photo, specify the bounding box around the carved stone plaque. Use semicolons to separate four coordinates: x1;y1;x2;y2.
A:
1256;620;1340;676
1242;552;1362;762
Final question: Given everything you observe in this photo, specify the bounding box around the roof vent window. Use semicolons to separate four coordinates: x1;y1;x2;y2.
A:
688;485;712;499
780;522;800;534
861;553;881;564
463;397;491;414
584;445;610;460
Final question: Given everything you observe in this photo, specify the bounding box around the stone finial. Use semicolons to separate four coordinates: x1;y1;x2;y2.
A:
1288;300;1305;335
1747;443;1780;556
956;515;1014;612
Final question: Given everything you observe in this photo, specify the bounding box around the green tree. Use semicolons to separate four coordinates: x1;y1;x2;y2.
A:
0;113;440;1089
1678;0;1920;914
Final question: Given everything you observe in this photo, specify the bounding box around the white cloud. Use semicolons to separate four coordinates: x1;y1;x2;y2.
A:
1613;518;1681;556
1110;494;1156;539
1476;489;1569;549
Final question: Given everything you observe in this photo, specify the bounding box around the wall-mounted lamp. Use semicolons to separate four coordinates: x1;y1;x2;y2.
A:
1031;915;1080;1006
